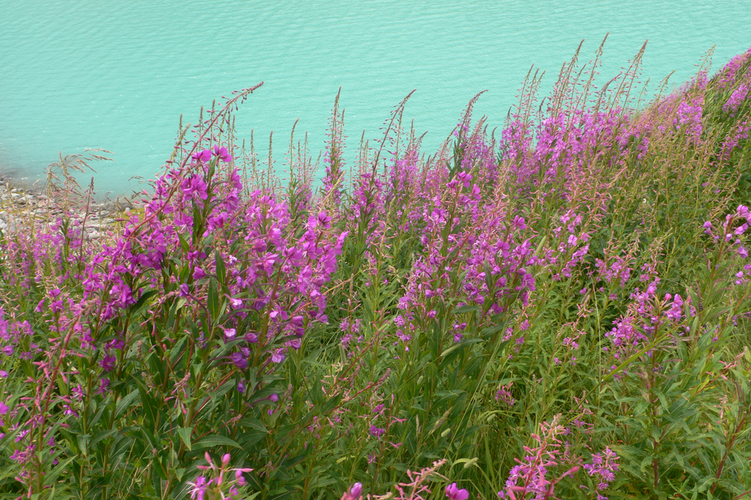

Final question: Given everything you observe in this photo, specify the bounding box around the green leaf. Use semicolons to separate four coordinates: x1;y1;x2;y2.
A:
43;456;76;486
697;475;716;492
90;429;119;447
177;426;193;451
215;251;227;287
671;444;685;469
134;378;160;427
458;457;479;469
89;399;108;427
115;389;141;420
192;434;242;450
239;430;267;448
130;290;158;315
77;433;90;457
655;388;670;413
441;337;483;358
178;232;190;254
480;322;507;338
170;335;188;365
452;305;480;315
154;456;169;480
209;378;236;404
208;278;220;322
238;417;268;433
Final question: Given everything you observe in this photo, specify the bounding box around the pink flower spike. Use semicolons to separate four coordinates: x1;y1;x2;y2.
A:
222;453;231;466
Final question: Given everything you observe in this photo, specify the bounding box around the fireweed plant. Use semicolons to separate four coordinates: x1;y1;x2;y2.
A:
1;41;751;499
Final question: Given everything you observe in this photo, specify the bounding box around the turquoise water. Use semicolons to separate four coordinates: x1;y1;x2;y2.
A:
0;0;749;198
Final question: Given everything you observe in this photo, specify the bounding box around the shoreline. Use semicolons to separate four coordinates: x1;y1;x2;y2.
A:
0;160;141;208
0;154;144;202
0;177;139;235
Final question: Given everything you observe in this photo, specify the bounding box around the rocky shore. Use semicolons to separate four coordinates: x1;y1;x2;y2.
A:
0;183;138;239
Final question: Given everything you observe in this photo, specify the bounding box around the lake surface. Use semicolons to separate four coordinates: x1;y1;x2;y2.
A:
0;0;749;198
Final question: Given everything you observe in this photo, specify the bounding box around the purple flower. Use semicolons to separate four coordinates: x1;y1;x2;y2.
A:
192;149;212;164
512;215;527;231
724;83;749;115
665;294;683;322
270;350;285;363
269;393;279;403
584;447;620;492
0;401;8;415
100;354;116;372
72;384;84;401
189;475;209;500
317;211;332;229
62;404;79;417
193;266;206;281
212;145;232;163
105;337;125;351
183;175;208;201
96;378;111;395
110;282;136;309
369;426;385;439
343;482;363;500
15;430;28;442
229;352;248;371
235;468;248;486
1;345;13;356
445;483;469;500
495;383;515;406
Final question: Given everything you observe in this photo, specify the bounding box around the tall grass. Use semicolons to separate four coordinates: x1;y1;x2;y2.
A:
0;43;750;500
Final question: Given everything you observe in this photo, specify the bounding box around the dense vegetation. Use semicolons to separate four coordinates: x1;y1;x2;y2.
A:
1;43;750;500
